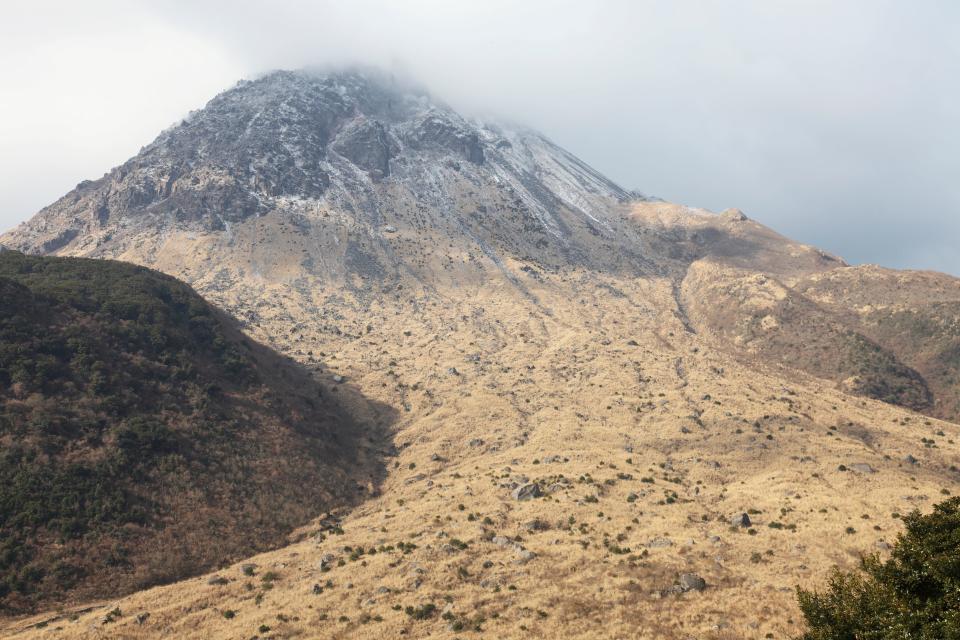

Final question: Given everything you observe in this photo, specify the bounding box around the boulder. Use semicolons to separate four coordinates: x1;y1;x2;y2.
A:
678;573;707;592
512;483;542;501
730;513;752;528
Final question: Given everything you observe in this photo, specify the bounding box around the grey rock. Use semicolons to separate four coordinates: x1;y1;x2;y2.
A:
730;513;752;528
903;454;919;465
331;118;398;179
515;549;537;563
646;537;673;548
678;573;707;592
511;483;542;500
850;463;876;474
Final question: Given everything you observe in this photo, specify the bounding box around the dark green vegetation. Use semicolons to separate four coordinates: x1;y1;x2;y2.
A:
860;303;960;422
797;498;960;639
839;330;933;412
0;252;380;612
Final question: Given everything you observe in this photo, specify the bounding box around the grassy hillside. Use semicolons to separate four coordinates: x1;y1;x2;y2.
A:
0;252;381;612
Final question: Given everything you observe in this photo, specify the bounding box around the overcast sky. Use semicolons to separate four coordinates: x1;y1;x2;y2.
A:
1;1;957;274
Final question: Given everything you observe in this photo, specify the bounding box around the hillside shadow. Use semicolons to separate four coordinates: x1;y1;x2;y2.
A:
237;324;399;521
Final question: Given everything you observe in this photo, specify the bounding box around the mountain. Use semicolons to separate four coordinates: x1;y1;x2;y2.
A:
630;201;960;421
4;70;956;424
0;251;389;612
2;68;639;280
2;69;959;639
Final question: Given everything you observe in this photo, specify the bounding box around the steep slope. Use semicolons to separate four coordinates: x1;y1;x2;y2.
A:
1;69;642;284
1;69;959;639
0;251;390;613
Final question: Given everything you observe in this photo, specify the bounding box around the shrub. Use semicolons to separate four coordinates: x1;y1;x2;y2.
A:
796;497;960;639
405;603;437;620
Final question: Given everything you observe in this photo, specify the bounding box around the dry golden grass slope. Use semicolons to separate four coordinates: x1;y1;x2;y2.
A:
2;227;958;640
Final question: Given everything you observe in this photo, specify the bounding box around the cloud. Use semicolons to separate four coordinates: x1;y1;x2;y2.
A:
1;0;957;274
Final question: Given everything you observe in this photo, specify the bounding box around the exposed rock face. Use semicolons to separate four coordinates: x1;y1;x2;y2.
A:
2;68;635;285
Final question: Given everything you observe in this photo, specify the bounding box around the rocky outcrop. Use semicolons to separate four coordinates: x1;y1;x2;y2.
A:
1;69;632;280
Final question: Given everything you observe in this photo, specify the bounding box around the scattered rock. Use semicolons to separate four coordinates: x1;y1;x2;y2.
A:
850;463;876;474
647;537;673;548
515;549;537;563
730;513;752;528
903;454;919;465
207;576;228;586
135;613;150;625
678;573;707;592
511;483;542;501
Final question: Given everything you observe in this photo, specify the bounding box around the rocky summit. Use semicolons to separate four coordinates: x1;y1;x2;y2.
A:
2;69;959;639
